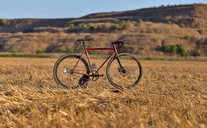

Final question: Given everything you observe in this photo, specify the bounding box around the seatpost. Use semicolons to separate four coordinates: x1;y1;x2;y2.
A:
82;41;86;49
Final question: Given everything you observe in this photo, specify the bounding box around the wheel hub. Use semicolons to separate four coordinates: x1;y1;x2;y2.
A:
119;66;129;76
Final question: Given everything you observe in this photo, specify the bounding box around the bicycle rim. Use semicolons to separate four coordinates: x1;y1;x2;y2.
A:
106;53;142;89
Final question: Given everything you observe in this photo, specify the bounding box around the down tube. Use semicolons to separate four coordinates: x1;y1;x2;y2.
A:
97;51;115;72
85;48;115;71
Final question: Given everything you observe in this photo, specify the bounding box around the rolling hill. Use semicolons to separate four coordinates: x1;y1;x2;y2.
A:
0;4;207;56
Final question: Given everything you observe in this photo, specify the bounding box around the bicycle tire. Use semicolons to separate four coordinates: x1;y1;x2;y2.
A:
53;54;90;88
106;53;142;89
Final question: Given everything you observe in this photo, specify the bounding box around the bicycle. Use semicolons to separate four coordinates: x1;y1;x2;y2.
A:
53;39;142;89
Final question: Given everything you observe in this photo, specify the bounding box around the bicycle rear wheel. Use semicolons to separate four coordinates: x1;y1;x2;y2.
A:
53;54;89;88
106;53;142;89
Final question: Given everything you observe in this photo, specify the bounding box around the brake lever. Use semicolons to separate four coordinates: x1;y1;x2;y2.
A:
123;39;127;44
123;40;128;47
118;42;123;48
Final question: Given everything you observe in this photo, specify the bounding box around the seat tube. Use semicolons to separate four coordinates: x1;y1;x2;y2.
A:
83;42;93;71
113;44;118;54
82;41;86;49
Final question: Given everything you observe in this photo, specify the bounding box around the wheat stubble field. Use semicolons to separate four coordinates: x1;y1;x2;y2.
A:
0;57;206;128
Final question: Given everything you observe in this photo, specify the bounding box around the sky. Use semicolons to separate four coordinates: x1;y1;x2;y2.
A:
0;0;207;19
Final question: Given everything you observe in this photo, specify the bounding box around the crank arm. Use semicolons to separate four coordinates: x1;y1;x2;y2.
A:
89;74;104;77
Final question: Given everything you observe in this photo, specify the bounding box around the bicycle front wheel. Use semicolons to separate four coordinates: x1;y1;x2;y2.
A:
106;53;142;89
53;54;89;88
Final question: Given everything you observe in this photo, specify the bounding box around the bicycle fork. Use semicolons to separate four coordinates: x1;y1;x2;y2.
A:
114;45;126;73
115;55;126;73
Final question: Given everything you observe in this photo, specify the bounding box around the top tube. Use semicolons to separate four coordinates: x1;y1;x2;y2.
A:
86;48;115;50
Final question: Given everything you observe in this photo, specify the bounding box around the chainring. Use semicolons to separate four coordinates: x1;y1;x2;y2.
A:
89;70;99;81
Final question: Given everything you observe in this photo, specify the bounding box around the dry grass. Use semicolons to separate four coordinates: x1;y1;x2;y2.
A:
0;57;206;127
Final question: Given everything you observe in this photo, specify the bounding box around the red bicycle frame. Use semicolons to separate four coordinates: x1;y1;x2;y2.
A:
72;44;118;76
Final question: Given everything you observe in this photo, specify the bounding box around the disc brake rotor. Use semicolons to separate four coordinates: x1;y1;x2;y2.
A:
119;66;129;76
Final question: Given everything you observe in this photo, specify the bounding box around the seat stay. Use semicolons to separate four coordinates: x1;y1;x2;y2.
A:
72;49;86;71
